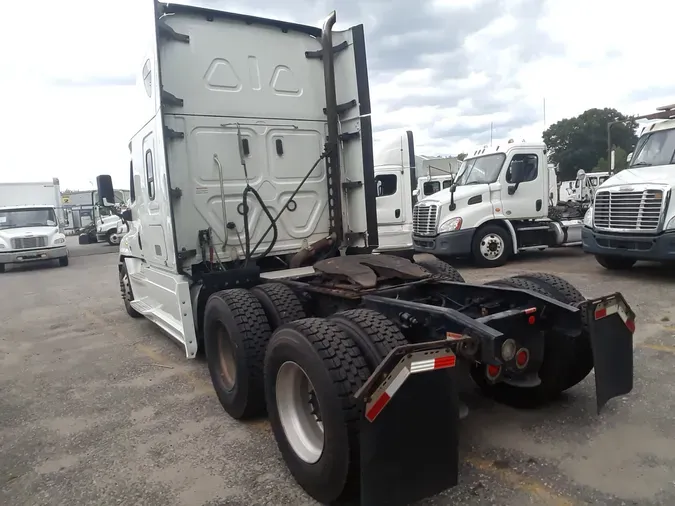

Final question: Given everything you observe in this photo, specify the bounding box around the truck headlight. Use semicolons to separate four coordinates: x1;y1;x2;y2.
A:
54;237;66;244
583;207;593;227
666;216;675;230
438;217;463;233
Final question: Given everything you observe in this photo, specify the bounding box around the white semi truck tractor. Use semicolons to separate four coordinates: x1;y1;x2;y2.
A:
412;141;589;267
96;3;636;505
582;117;675;269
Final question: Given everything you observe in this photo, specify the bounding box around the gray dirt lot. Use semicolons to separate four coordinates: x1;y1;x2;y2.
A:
2;237;675;506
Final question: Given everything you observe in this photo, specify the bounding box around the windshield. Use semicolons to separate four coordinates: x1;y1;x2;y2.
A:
423;181;440;195
0;208;57;230
631;128;675;167
455;153;505;186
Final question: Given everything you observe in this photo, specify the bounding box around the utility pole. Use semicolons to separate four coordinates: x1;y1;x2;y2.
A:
543;97;546;129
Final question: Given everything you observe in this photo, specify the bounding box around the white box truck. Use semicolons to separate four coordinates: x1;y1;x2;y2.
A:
0;179;69;272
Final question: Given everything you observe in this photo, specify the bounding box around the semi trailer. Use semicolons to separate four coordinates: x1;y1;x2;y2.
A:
96;3;636;505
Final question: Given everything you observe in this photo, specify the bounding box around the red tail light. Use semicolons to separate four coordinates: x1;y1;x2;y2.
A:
515;348;529;369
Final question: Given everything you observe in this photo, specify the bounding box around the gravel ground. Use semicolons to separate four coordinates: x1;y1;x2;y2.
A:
1;238;674;506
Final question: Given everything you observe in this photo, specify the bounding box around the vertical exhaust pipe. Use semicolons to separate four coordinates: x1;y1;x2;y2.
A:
322;11;338;152
319;10;344;247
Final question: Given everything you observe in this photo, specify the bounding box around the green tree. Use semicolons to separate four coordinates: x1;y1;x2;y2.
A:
543;108;637;181
457;152;467;161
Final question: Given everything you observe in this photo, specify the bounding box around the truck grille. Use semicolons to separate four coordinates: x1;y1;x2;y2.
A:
593;189;665;232
413;203;439;236
11;236;47;250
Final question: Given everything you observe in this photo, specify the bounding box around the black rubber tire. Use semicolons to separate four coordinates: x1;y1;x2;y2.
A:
204;289;272;419
250;283;306;330
595;255;636;270
329;309;408;368
106;229;116;246
471;224;512;267
264;318;369;504
118;262;141;318
514;273;593;390
58;256;69;267
415;256;465;283
472;275;589;406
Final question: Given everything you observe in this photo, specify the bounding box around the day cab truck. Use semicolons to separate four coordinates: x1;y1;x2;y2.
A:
96;3;636;505
412;140;589;267
582;118;675;269
0;180;69;272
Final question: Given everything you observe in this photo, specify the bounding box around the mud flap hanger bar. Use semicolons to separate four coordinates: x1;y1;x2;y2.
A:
354;340;462;421
362;294;509;365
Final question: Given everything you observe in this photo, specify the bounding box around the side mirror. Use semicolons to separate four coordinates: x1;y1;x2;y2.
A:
412;188;420;197
96;175;115;206
626;152;633;163
509;160;525;184
121;209;132;222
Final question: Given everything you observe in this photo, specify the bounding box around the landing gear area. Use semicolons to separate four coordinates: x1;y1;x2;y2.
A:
187;254;634;505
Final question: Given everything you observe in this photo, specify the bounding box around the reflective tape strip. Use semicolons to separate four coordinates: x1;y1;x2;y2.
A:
594;300;635;332
595;304;618;320
365;366;410;422
410;354;456;374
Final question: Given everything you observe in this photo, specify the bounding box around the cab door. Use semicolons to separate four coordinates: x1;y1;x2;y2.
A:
373;131;414;250
499;150;547;219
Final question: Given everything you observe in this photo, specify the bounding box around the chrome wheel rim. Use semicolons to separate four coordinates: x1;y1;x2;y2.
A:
276;361;324;464
479;233;504;260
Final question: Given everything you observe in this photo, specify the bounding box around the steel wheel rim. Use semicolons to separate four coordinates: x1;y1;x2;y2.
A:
122;273;133;301
216;324;237;391
276;361;324;464
479;233;504;260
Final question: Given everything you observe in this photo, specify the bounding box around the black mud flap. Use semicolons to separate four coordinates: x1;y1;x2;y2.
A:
357;371;459;506
585;293;635;414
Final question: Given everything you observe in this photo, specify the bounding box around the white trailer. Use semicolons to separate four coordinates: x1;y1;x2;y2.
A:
0;179;69;272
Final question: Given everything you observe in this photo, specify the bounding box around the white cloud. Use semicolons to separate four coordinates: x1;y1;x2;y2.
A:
1;0;674;189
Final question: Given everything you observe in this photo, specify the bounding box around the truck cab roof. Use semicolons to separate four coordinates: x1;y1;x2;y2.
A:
0;205;56;211
465;140;546;160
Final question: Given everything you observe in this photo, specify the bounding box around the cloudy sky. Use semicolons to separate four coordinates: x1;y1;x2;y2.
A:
2;0;674;190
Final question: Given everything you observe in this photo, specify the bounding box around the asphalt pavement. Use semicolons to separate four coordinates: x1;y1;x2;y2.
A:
1;240;674;505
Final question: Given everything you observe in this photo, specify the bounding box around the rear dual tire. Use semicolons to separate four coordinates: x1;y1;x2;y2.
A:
204;287;408;503
474;273;593;407
265;310;408;504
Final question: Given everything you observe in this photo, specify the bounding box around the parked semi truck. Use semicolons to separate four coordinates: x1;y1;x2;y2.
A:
0;179;69;272
97;3;635;505
582;118;675;269
412;140;591;267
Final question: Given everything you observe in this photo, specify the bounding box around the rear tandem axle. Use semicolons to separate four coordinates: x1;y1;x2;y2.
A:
193;255;636;505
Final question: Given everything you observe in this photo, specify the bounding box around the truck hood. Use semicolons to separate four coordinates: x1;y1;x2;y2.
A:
600;164;675;189
0;226;59;240
419;184;487;205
